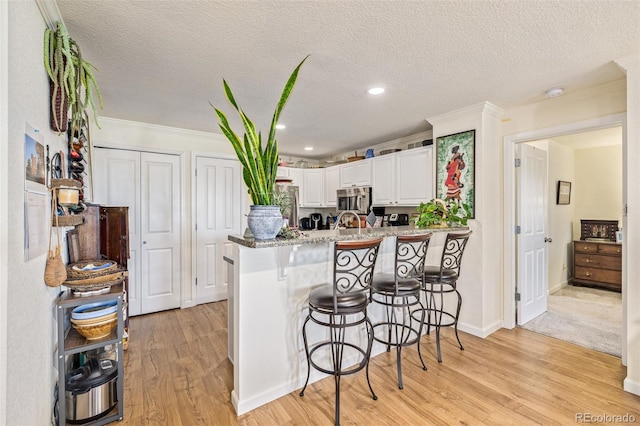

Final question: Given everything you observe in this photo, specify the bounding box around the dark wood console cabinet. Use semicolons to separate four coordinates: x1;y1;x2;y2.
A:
77;205;131;343
572;240;622;292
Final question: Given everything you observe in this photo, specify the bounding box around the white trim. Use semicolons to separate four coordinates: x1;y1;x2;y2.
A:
92;143;184;156
99;116;221;140
502;114;626;343
427;101;504;125
0;1;8;423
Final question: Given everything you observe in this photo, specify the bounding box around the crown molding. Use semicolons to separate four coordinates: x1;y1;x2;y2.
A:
35;0;63;29
99;116;220;139
615;53;640;73
426;101;504;126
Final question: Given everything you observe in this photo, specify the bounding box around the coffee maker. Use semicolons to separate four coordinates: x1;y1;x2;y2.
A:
310;213;323;230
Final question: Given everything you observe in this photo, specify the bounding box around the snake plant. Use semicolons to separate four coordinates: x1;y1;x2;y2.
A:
211;56;308;205
44;21;103;133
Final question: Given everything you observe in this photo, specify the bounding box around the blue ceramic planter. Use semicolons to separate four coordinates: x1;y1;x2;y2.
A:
247;205;283;240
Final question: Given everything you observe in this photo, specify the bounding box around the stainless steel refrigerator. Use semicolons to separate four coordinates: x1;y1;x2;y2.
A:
275;184;299;228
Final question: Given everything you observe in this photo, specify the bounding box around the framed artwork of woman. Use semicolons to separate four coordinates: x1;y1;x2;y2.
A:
435;130;475;218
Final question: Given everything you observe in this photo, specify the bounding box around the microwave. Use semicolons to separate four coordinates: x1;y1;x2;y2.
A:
337;186;372;215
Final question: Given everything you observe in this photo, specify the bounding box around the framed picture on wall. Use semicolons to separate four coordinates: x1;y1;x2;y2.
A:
436;130;475;218
556;180;571;205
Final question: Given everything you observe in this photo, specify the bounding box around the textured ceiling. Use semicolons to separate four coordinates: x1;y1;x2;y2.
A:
56;0;639;159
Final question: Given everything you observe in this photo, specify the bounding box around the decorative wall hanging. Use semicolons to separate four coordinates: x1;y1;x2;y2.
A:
556;180;571;205
435;130;475;218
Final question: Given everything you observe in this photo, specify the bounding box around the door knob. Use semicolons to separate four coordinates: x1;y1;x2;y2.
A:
143;241;147;244
544;237;553;243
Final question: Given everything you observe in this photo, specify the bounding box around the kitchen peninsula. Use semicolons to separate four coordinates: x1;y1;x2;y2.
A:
226;225;468;416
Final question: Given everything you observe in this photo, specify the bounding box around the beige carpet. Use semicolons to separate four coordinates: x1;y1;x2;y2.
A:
521;285;622;357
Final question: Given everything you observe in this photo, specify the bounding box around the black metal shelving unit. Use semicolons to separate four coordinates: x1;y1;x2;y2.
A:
55;285;124;425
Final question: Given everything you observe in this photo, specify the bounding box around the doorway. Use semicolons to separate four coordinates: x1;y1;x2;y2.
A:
503;113;627;359
515;127;623;355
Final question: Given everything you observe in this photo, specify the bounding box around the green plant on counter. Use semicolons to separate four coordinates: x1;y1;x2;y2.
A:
43;21;103;133
414;198;469;228
211;56;309;206
272;190;291;217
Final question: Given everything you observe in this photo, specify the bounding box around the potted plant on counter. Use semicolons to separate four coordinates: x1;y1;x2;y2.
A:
414;198;469;228
211;56;308;240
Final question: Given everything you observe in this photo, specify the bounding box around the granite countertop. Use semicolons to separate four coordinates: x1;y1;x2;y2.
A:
228;225;469;248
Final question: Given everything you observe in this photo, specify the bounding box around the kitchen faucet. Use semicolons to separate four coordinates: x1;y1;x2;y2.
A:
334;210;362;234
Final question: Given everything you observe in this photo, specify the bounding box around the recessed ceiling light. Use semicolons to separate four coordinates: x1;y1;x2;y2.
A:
275;124;286;130
544;87;564;98
304;146;313;151
368;87;385;95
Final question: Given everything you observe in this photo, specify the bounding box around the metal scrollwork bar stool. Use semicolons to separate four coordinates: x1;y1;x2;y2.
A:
370;233;433;389
416;231;472;363
299;238;383;426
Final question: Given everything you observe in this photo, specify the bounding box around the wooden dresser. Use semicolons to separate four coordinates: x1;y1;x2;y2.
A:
572;240;622;292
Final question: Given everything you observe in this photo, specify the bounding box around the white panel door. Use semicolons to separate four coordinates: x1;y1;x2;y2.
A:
195;156;242;304
93;148;181;315
92;148;142;315
140;152;181;314
517;143;548;325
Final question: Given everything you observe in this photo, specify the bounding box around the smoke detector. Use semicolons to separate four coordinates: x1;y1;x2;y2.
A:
545;87;564;98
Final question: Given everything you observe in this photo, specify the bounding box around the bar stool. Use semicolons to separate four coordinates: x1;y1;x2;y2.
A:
417;231;472;363
370;233;432;389
299;238;383;426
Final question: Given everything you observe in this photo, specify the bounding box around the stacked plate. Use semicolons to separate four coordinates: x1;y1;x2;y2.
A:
71;300;118;340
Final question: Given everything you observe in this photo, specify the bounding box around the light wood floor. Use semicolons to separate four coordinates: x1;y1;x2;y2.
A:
121;301;640;425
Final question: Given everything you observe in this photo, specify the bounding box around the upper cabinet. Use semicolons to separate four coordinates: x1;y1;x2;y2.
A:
372;146;433;206
340;160;371;188
302;169;325;207
324;166;340;207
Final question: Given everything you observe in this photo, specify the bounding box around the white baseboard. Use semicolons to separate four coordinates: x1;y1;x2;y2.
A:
623;377;640;397
458;320;502;338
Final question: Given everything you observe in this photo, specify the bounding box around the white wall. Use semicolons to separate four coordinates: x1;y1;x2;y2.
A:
427;102;505;337
573;144;623;237
0;1;8;424
546;140;575;291
4;2;69;424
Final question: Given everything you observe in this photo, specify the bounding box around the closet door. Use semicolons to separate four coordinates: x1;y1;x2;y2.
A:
195;156;242;304
139;152;181;314
93;148;182;315
93;148;141;315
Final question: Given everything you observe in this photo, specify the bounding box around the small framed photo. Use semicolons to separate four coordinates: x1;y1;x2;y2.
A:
556;180;571;205
67;229;80;263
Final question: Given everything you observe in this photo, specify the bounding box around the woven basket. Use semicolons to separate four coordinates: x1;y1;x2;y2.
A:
64;276;124;292
73;317;117;340
64;269;126;285
67;260;119;280
51;178;82;189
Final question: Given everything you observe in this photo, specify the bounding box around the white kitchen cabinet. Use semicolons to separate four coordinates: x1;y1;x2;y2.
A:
287;167;304;186
302;168;325;207
371;155;394;205
324;166;340;207
340;160;371;188
276;166;290;179
371;146;433;206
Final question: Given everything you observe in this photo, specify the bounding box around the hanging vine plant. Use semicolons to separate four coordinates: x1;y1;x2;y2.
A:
43;21;103;134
